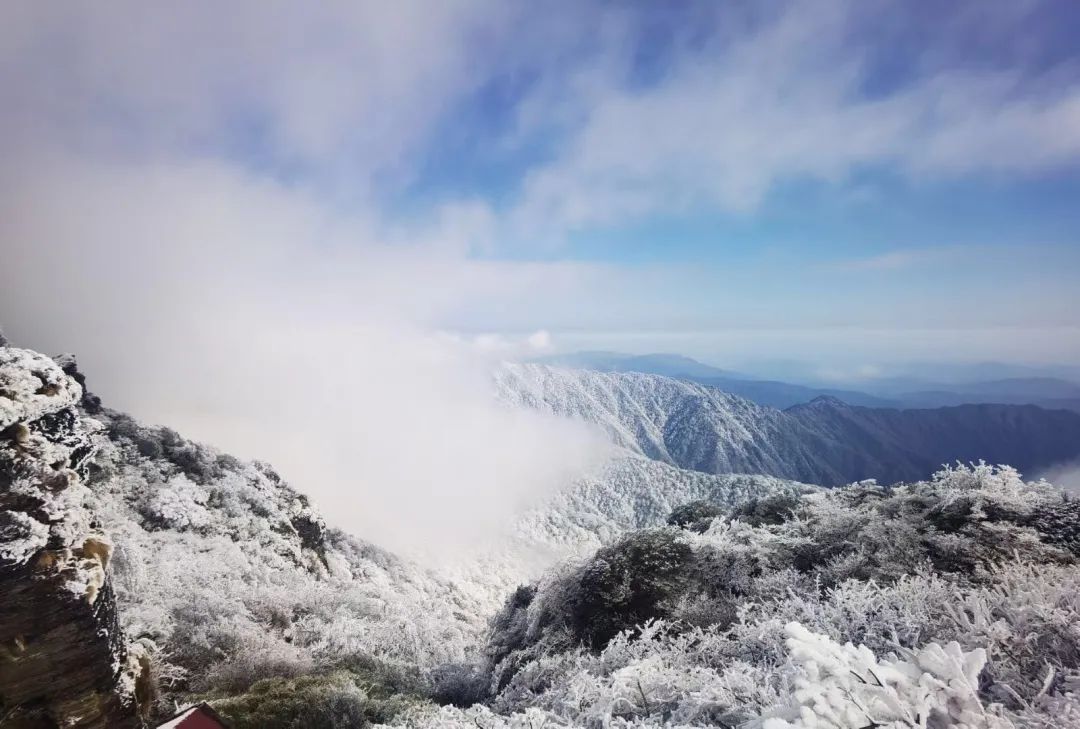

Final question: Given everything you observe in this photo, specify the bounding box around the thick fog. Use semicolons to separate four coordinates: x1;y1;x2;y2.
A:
0;156;610;554
0;3;619;555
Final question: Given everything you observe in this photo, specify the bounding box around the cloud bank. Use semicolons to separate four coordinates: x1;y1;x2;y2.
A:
0;154;613;555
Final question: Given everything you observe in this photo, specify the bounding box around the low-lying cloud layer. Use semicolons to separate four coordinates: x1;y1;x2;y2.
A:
1037;461;1080;497
0;156;609;554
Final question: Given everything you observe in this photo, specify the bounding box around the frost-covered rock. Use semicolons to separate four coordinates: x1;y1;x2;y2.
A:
0;347;104;579
0;346;83;428
0;347;145;728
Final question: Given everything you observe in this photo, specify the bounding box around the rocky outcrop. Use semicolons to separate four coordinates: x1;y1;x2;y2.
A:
0;348;145;728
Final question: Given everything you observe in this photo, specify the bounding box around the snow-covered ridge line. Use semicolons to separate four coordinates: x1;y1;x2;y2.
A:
495;362;1080;486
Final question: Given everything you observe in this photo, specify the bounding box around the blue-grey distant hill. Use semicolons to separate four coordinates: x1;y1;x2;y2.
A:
536;351;740;379
535;351;896;408
500;364;1080;486
536;351;1080;413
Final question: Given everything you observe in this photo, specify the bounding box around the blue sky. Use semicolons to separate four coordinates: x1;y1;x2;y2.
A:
2;0;1080;373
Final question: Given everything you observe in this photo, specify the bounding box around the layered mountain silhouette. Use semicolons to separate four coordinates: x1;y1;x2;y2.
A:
537;351;1080;412
497;364;1080;486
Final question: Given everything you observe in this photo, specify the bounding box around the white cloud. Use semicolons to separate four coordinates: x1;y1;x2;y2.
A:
527;330;553;351
507;2;1080;236
819;247;971;273
0;153;613;557
1035;460;1080;496
0;0;511;187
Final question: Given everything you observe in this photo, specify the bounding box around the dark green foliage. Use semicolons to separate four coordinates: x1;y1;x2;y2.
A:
206;665;424;729
492;528;695;663
255;460;284;483
666;500;724;532
103;411;228;483
106;412;160;458
290;512;326;554
1030;498;1080;555
53;352;102;413
925;494;1026;533
571;529;694;649
729;491;801;526
429;662;489;707
486;585;535;660
159;428;221;484
215;453;244;472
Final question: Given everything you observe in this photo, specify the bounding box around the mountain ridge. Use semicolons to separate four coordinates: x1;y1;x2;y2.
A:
496;363;1080;486
536;350;1080;412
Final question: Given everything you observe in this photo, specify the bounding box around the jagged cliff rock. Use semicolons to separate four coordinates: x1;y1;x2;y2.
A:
0;347;145;728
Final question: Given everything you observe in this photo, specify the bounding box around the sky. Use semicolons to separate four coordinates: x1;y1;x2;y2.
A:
1;1;1079;548
2;1;1079;366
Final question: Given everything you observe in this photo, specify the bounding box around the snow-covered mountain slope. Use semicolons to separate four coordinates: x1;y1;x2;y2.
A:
0;347;493;719
440;454;814;611
9;342;1080;728
783;396;1080;484
456;463;1080;729
495;363;829;476
412;452;808;621
512;453;812;552
496;364;1080;486
86;408;489;695
1;343;804;722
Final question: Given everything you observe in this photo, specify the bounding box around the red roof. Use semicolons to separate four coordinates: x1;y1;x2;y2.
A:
155;703;230;729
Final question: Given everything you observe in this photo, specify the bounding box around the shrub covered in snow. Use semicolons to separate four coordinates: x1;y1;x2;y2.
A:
81;407;490;722
764;623;1012;728
210;667;427;729
463;464;1080;728
666;499;726;532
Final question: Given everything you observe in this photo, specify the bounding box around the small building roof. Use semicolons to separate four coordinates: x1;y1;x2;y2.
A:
155;702;231;729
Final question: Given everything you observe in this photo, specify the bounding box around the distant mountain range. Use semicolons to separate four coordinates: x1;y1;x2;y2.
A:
534;351;1080;412
535;351;742;379
497;363;1080;486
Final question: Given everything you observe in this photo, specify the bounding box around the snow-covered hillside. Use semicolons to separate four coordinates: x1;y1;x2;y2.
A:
428;463;1080;728
86;406;489;700
512;453;813;552
8;343;1080;728
1;344;806;723
495;363;799;468
445;454;814;612
496;363;1080;486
